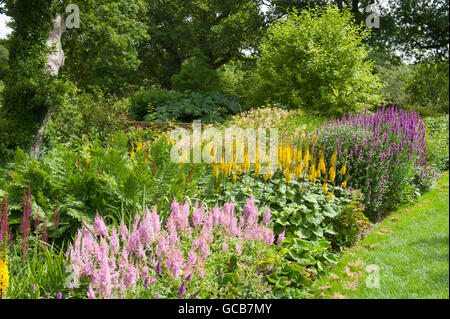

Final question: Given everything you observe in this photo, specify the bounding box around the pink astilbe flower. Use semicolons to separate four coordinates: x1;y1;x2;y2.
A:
93;213;108;237
67;195;278;299
263;206;271;226
119;222;129;241
191;202;206;229
277;230;286;246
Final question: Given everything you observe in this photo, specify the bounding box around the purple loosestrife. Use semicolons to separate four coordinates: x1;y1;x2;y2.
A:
0;194;10;242
319;106;433;216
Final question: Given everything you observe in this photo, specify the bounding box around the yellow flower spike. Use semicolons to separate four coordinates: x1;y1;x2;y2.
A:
315;168;321;179
296;149;303;163
213;164;219;179
327;191;334;201
285;167;292;184
255;162;261;178
303;149;310;168
329;166;336;183
313;133;317;145
294;164;303;179
330;151;337;167
322;182;328;194
233;175;237;182
341;180;347;188
340;165;347;176
130;151;135;158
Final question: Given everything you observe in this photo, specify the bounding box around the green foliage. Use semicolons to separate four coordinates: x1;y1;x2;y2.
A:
0;0;69;163
1;134;208;240
405;61;449;115
171;49;221;93
61;0;149;94
254;7;383;114
139;0;264;88
7;239;68;299
147;91;241;123
329;190;370;248
44;89;130;149
424;116;450;171
129;88;182;121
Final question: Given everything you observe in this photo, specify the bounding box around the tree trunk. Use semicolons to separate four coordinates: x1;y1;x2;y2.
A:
29;14;66;159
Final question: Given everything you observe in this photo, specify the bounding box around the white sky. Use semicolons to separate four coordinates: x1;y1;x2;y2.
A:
0;14;12;39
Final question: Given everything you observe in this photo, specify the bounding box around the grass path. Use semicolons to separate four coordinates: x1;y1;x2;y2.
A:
312;171;449;299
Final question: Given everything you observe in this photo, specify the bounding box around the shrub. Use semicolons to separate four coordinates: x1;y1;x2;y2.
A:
129;88;182;121
44;89;130;151
146;91;241;123
424;116;449;171
254;7;383;115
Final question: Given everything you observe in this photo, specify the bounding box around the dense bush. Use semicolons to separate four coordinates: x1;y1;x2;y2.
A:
424;116;449;171
129;88;241;123
129;88;183;121
253;7;383;114
44;89;130;151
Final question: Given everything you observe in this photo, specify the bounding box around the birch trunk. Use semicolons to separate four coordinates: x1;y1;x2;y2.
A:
29;15;66;159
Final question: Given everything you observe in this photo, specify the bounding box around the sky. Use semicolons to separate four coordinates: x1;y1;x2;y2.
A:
0;13;12;39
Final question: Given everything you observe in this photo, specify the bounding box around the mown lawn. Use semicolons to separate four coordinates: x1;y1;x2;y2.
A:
312;171;449;299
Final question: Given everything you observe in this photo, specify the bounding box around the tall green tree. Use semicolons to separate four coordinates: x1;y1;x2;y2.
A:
61;0;149;95
0;0;68;162
266;0;449;61
138;0;265;89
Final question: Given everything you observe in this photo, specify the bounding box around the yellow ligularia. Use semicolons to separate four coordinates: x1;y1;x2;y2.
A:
213;164;219;179
255;162;261;177
340;165;347;175
303;149;310;169
285;167;292;184
327;191;334;201
341;180;347;188
322;182;328;194
329;166;336;183
330;151;337;167
0;249;9;299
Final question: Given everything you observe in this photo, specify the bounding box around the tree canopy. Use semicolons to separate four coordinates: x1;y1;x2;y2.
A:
138;0;265;89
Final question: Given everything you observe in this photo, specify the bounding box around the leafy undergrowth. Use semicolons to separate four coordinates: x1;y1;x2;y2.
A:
311;171;449;299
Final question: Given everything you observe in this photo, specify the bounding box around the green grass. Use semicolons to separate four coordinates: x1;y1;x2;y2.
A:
312;171;449;299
